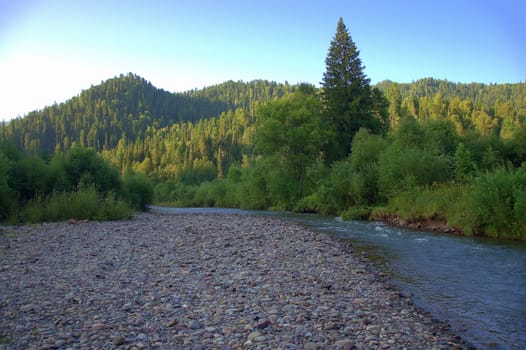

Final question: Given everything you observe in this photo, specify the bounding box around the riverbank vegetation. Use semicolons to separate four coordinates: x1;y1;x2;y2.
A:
0;145;152;223
1;19;524;239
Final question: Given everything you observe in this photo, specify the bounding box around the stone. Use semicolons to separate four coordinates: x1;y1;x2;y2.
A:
247;331;262;341
334;339;355;349
137;333;148;341
323;321;339;330
0;212;468;350
113;335;126;346
54;339;66;347
189;320;204;330
91;322;106;331
166;317;178;327
253;335;266;342
255;319;270;329
366;325;381;335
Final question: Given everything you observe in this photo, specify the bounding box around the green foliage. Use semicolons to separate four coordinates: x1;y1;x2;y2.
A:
311;160;356;214
122;169;154;210
65;146;121;194
0;146;153;224
378;143;452;198
7;155;49;201
464;167;526;239
321;18;386;161
423;119;458;155
0;33;524;240
387;184;467;225
511;125;526;165
341;206;372;221
0;152;11;219
350;128;387;171
237;162;269;210
454;143;475;183
393;117;425;149
254;88;327;209
20;187;132;223
154;181;178;204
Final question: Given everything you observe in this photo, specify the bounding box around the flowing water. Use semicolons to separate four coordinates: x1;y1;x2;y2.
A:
151;207;526;349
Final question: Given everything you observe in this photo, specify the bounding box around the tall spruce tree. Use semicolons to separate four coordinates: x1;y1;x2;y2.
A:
322;18;380;161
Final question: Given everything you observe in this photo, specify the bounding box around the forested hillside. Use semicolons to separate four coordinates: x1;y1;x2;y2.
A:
376;78;526;137
1;18;525;239
0;74;292;154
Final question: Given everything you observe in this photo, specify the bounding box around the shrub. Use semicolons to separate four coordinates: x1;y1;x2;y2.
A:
342;206;372;220
387;184;467;225
65;146;121;195
0;152;11;219
465;167;526;239
122;169;154;210
20;187;133;223
7;155;50;201
378;143;452;198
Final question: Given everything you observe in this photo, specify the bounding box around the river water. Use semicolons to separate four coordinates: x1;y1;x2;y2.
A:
151;207;526;349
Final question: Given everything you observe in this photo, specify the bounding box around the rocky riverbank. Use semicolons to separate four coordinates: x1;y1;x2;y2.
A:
372;212;463;236
0;212;468;349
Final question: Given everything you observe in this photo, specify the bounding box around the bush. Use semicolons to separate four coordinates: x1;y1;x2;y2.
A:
0;152;12;219
65;146;121;194
378;143;452;198
387;184;467;226
342;206;372;220
237;164;269;210
122;169;154;210
154;181;178;204
7;155;50;201
464;167;526;239
350;128;387;171
192;181;217;207
20;187;133;223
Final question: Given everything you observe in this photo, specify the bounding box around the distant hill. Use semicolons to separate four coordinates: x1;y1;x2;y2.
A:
1;73;524;158
375;77;525;106
0;73;293;154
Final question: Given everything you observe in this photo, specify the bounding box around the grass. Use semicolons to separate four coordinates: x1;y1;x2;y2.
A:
18;187;133;224
379;176;526;240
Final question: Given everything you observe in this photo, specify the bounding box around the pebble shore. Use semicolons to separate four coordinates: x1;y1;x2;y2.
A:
0;212;468;349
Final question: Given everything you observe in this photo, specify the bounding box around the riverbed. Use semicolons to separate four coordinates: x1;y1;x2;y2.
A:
153;207;526;349
0;211;465;349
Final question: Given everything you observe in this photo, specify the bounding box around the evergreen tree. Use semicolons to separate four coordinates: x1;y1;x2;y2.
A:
321;18;378;161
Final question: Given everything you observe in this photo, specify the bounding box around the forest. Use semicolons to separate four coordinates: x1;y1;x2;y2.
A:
1;18;525;239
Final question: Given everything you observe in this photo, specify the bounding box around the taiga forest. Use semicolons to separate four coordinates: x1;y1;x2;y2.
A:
1;19;525;239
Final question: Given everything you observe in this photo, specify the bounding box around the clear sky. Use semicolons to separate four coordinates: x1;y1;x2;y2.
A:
1;0;525;121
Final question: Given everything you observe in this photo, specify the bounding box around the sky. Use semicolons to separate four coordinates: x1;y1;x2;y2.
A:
1;0;525;121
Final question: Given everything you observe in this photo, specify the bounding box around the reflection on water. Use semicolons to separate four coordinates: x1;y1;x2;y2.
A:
150;206;526;349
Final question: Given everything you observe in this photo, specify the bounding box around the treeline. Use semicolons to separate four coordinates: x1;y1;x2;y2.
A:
0;74;292;154
0;145;153;223
1;18;525;238
163;90;526;240
146;18;526;240
376;78;526;138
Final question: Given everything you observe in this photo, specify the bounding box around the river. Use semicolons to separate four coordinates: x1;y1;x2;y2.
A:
151;206;526;349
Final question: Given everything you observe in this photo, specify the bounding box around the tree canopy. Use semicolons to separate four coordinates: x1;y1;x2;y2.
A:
321;17;385;161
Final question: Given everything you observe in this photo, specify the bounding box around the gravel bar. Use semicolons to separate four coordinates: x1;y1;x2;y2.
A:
0;212;468;349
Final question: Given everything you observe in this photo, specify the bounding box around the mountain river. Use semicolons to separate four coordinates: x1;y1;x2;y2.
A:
151;207;526;349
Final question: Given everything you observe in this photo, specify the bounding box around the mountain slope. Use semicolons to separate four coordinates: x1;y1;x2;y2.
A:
0;73;292;154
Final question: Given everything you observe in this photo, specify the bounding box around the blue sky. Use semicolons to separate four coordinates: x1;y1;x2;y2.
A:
1;0;525;121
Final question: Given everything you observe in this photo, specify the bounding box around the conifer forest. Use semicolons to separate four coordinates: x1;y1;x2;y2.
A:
1;19;525;239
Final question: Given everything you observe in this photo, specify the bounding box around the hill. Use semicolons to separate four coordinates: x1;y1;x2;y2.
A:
0;73;293;154
1;74;524;175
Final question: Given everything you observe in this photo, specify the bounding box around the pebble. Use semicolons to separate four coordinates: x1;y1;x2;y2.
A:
113;335;126;345
0;212;468;349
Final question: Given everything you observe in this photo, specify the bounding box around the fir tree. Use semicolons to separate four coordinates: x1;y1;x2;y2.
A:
321;18;379;161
